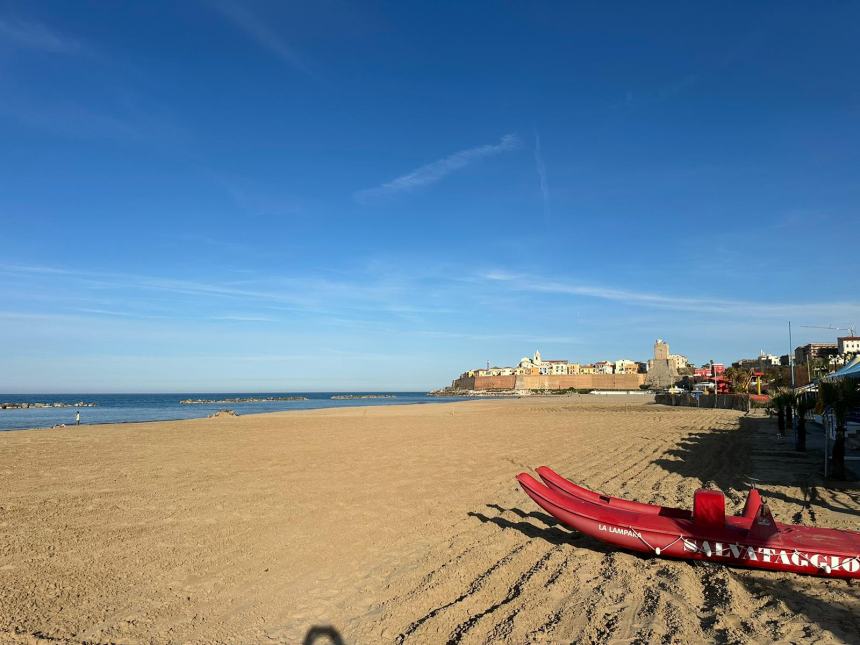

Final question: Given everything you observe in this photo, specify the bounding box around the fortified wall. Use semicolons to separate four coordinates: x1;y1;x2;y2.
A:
452;373;645;391
452;374;516;390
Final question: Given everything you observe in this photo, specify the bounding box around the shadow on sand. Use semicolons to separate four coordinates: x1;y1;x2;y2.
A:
738;573;860;643
468;503;639;558
651;414;860;517
468;505;572;547
483;414;860;641
650;412;860;639
303;625;344;645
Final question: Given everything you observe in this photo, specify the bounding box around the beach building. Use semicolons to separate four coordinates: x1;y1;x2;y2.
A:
694;363;726;379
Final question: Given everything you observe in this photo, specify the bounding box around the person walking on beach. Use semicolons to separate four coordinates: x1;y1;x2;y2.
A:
75;410;80;426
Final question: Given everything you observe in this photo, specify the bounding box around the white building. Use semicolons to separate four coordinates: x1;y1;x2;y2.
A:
518;350;543;369
546;360;569;375
839;337;860;355
615;359;638;374
757;351;781;366
594;361;614;375
518;350;569;375
668;354;689;372
479;367;514;376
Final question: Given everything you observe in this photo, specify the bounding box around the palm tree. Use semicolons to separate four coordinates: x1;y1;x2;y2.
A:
726;367;754;411
818;378;860;480
793;390;810;452
770;389;791;436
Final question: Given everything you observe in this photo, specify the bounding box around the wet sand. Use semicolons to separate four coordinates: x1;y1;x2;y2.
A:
1;396;858;643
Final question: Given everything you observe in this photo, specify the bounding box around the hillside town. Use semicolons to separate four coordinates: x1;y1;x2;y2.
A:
443;336;860;395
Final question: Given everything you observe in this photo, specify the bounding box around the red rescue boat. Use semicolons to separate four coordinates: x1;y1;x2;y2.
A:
517;466;860;579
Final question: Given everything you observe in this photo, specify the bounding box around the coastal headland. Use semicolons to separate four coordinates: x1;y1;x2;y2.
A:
1;397;858;643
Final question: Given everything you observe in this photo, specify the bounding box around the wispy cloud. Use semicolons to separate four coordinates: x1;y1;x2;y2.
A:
533;129;550;220
355;134;520;202
479;270;860;320
0;17;81;54
0;87;187;145
413;329;580;344
6;262;858;327
0;262;448;321
210;314;275;323
1;97;140;140
214;1;315;78
74;307;167;319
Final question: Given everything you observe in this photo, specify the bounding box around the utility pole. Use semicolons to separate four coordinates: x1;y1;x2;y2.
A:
788;321;796;388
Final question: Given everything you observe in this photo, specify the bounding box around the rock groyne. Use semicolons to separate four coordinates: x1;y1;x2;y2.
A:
1;401;97;410
180;396;308;405
330;394;396;400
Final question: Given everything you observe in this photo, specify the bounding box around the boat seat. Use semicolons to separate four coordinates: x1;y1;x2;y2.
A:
693;489;726;528
741;488;762;519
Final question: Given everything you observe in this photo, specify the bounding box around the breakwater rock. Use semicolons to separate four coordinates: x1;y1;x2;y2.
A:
180;396;308;405
427;388;527;397
1;401;97;410
330;394;396;400
209;409;238;418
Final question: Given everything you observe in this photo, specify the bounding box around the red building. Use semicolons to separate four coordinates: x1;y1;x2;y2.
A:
693;364;725;379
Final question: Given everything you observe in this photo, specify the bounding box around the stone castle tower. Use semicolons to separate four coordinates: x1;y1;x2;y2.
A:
646;338;677;389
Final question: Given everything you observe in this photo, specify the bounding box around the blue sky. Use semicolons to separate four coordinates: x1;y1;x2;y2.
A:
1;2;858;392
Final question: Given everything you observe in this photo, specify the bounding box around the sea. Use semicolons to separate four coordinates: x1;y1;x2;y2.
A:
0;392;471;431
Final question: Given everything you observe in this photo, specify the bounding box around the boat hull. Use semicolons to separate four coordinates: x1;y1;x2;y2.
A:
536;466;691;519
518;472;860;579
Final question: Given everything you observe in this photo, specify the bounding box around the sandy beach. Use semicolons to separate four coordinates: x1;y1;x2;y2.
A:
1;396;858;643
